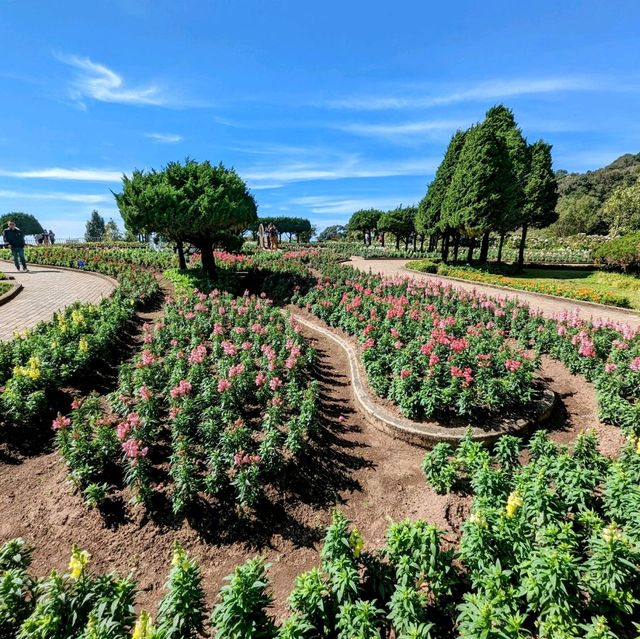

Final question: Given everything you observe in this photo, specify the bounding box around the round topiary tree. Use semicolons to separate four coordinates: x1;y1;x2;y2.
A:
0;212;44;237
115;159;257;277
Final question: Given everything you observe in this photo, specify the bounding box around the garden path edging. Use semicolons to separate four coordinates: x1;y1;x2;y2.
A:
0;280;23;307
290;311;556;448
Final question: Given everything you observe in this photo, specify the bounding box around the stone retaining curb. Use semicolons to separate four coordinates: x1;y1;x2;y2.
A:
291;312;556;448
402;266;640;319
0;281;23;307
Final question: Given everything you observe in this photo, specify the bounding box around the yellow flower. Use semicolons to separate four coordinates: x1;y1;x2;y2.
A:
469;511;488;528
132;611;155;639
349;528;364;558
636;438;640;456
79;338;89;353
68;544;90;580
71;309;85;325
505;491;523;519
13;356;41;380
601;523;622;545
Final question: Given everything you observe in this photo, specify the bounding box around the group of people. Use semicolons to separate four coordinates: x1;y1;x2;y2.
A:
2;220;28;271
258;222;279;250
36;229;55;245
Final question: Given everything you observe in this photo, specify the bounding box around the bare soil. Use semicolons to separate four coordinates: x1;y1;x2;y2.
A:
0;305;623;618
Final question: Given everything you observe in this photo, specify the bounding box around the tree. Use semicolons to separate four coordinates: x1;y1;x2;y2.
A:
603;180;640;236
441;123;509;261
377;206;416;250
519;141;558;268
317;224;348;242
481;105;529;263
104;218;122;241
115;159;257;278
551;194;603;237
85;210;106;241
348;209;382;246
0;212;44;236
416;130;467;248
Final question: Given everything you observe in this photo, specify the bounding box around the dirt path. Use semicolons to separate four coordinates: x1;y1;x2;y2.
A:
347;257;640;329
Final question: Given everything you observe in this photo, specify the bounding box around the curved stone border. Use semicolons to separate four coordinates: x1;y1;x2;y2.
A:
403;266;640;318
0;280;23;307
291;311;556;448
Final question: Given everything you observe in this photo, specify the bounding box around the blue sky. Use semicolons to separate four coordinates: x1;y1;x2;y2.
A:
1;0;639;238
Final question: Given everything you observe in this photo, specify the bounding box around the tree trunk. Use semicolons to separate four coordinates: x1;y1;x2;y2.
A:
404;235;409;251
497;232;506;265
380;233;385;247
395;235;400;250
453;233;460;262
441;233;450;262
199;242;217;279
466;237;475;263
518;223;528;271
479;230;491;264
420;234;425;251
176;241;187;270
413;234;417;251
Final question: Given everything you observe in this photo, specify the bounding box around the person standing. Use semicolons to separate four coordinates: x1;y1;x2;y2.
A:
3;220;28;271
43;229;50;245
49;229;56;244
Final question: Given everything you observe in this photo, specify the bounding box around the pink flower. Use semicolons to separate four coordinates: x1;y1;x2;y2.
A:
450;338;468;354
399;369;411;379
122;438;149;459
213;323;224;336
285;357;296;369
271;395;283;407
170;339;179;347
70;398;82;410
138;386;152;401
52;414;71;430
504;359;522;373
242;341;252;351
170;379;192;398
116;421;130;441
394;340;404;350
429;354;440;367
578;339;596;358
218;378;232;393
631;357;640;372
269;377;283;391
188;344;207;365
233;450;261;466
420;343;432;356
194;303;207;312
228;363;245;378
137;350;156;368
221;340;237;356
255;371;266;386
362;338;375;350
604;362;617;373
338;415;346;423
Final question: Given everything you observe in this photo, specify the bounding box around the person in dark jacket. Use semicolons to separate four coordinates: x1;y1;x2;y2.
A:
2;221;28;271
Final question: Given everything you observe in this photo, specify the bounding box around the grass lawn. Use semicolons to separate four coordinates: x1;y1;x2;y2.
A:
517;269;640;309
0;281;11;296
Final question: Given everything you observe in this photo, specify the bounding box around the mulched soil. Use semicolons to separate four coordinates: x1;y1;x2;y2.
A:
0;299;624;619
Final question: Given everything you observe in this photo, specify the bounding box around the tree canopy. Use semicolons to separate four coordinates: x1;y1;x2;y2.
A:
115;159;257;276
317;224;348;242
0;212;44;236
603;179;640;236
378;206;417;250
85;210;106;241
347;209;382;245
251;216;313;242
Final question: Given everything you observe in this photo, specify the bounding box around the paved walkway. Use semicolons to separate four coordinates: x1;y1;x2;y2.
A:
347;257;640;329
0;260;117;341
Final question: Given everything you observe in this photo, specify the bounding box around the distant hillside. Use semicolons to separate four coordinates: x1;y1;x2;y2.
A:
556;152;640;201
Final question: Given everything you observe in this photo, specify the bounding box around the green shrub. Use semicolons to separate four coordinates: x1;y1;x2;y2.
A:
594;232;640;272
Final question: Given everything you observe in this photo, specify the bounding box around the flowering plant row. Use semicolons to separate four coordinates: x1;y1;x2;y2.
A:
292;266;538;421
287;260;640;436
56;289;318;513
423;429;640;638
0;296;134;427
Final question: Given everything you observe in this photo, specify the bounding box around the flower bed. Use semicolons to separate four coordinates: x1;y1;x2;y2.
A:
293;267;538;422
57;289;318;513
407;261;633;308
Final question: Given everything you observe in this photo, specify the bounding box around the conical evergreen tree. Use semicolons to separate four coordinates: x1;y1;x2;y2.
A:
416;130;467;253
519;141;558;268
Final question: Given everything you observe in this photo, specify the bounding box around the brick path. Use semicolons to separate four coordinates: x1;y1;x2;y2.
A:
0;261;116;341
347;257;640;330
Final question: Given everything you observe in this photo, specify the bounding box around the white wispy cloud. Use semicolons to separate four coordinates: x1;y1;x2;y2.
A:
290;195;418;215
0;190;110;204
56;53;168;107
327;77;600;110
335;119;469;141
0;167;124;182
244;156;439;185
144;132;183;143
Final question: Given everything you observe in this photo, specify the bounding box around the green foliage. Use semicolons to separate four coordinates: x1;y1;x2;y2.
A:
551;193;606;236
317;224;348;242
211;557;276;639
348;209;383;245
377;206;417;250
156;543;206;639
594;231;640;272
85;210;106;241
